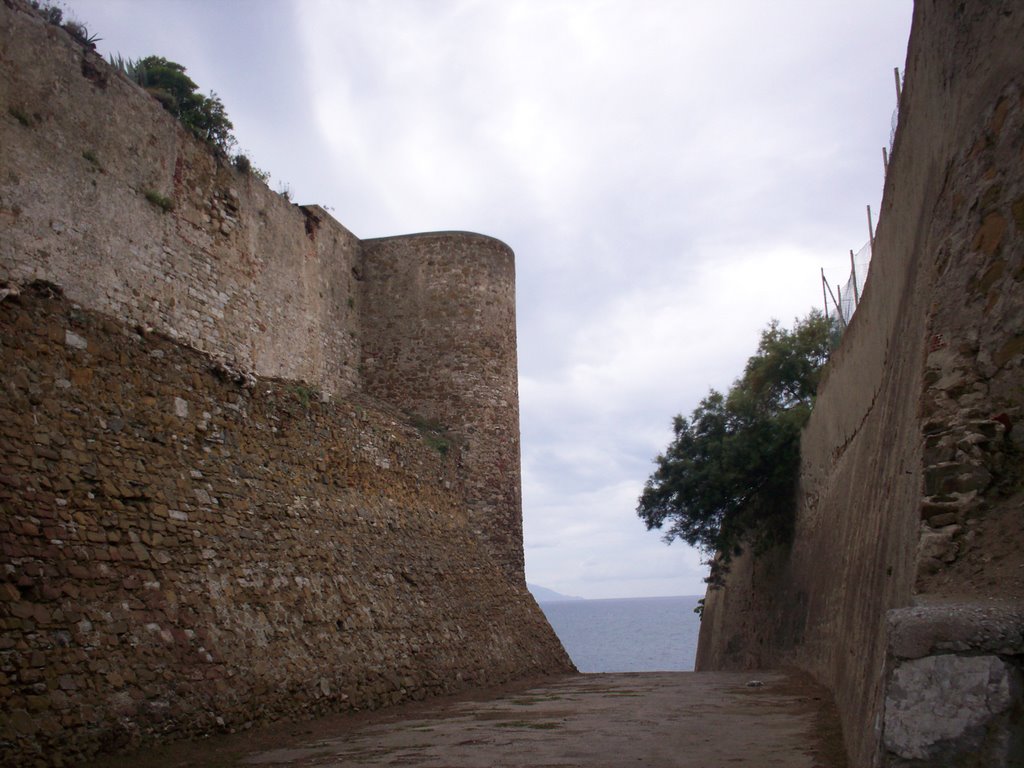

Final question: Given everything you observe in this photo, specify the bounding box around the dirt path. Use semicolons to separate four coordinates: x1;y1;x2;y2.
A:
86;671;846;767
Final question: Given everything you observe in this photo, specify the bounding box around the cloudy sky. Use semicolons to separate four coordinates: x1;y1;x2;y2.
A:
72;0;913;599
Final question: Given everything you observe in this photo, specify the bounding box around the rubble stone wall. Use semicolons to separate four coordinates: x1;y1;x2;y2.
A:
0;0;529;576
0;284;572;766
360;234;525;579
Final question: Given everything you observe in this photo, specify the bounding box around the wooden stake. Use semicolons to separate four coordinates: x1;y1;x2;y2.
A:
867;204;875;247
821;268;829;320
823;274;845;329
850;249;860;305
894;67;902;103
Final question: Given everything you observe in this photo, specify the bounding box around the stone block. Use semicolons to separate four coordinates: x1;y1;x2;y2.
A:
884;654;1020;764
917;524;960;567
888;603;1024;660
64;330;87;350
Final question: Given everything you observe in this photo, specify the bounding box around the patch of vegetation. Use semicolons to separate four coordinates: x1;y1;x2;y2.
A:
143;189;174;212
30;2;100;48
232;153;271;183
63;18;100;48
411;416;452;456
291;384;319;409
8;106;32;127
105;50;277;184
638;311;835;577
106;53;138;80
29;0;63;25
109;55;235;156
82;148;100;167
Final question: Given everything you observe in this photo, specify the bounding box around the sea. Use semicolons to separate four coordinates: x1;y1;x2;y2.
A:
537;595;703;673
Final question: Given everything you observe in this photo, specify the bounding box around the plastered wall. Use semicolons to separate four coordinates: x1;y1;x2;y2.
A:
695;2;1024;766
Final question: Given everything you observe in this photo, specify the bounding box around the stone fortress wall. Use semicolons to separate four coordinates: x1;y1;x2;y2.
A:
0;0;524;580
696;2;1024;766
0;1;572;764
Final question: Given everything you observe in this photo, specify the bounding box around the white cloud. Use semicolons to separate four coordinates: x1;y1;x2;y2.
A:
73;0;914;598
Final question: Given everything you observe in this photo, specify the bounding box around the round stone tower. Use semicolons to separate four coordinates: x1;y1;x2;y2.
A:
357;232;524;581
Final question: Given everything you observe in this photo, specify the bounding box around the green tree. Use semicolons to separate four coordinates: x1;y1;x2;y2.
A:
637;311;834;567
123;56;236;155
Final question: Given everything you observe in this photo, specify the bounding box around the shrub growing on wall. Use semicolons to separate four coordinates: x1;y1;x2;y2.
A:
113;55;236;155
34;3;270;175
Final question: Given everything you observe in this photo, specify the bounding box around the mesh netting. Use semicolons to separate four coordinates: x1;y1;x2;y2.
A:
825;239;872;327
824;68;896;331
889;69;903;152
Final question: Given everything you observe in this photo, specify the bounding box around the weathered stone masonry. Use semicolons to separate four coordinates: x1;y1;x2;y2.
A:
0;1;573;765
361;234;525;577
0;285;571;764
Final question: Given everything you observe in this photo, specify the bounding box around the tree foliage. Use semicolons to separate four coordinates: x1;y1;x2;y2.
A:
115;56;236;155
637;311;835;564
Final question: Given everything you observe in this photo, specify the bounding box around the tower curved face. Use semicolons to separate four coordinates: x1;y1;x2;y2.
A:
359;232;524;580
